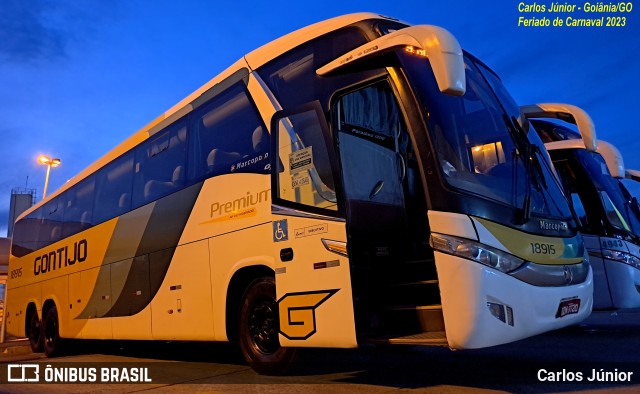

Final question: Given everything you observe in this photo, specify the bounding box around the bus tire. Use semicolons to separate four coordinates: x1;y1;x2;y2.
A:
43;305;64;357
239;277;297;375
28;311;44;353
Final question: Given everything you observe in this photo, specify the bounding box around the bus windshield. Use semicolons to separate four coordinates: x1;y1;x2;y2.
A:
618;179;640;224
575;149;640;236
399;52;572;223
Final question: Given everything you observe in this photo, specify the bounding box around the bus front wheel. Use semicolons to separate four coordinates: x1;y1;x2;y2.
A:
239;277;297;375
43;305;64;357
28;311;43;353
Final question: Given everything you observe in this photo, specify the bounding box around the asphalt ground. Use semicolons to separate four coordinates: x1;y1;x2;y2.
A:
0;310;639;393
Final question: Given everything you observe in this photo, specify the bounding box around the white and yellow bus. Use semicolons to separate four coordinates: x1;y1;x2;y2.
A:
6;13;592;374
523;104;640;309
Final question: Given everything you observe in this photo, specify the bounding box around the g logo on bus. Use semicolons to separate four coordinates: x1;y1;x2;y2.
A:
277;289;338;340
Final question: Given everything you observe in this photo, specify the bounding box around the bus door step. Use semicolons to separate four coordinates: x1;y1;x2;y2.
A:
383;304;445;332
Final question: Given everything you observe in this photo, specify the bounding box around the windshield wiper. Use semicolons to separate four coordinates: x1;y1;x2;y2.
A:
502;114;536;224
618;181;640;226
508;115;569;222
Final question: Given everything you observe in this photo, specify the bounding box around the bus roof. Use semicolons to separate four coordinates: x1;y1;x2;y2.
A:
19;12;395;221
596;140;625;179
545;134;627;179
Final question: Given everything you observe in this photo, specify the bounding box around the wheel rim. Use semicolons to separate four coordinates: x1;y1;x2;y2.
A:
248;296;280;355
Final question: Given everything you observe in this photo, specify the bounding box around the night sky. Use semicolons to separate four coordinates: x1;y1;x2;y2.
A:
1;0;638;235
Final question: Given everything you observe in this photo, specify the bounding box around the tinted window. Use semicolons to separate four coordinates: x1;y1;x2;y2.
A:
94;152;134;224
552;157;593;231
189;82;269;180
257;27;371;110
133;120;188;207
11;209;42;257
529;119;582;143
62;176;95;237
336;81;406;205
575;150;640;233
39;196;66;247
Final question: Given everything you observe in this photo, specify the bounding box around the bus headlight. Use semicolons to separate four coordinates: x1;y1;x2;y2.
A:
603;249;640;269
430;233;525;273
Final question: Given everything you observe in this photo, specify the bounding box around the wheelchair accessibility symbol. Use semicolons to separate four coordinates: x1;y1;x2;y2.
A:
273;219;288;242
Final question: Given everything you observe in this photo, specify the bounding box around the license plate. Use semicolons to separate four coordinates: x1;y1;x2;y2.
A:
556;298;580;318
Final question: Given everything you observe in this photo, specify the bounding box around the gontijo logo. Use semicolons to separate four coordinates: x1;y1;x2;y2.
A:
34;239;88;276
278;289;338;340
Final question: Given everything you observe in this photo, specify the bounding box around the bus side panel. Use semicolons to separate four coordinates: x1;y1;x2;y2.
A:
605;259;640;309
42;275;69;338
210;223;275;342
151;239;215;340
24;282;41;323
274;216;357;348
67;272;85;338
71;266;113;339
5;287;25;337
584;234;613;309
83;265;113;339
111;310;150;340
178;174;272;245
111;259;149;340
178;174;273;342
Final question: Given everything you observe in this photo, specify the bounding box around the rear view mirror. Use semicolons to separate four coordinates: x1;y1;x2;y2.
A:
626;169;640;182
521;103;597;151
596;140;625;179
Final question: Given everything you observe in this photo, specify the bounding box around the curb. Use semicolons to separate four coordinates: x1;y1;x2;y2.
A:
2;345;32;356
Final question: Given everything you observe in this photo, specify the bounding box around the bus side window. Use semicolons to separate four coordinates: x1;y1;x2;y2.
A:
12;209;42;257
257;26;370;110
62;175;95;238
40;196;66;247
133;121;187;207
553;157;592;231
570;193;590;229
93;152;134;225
188;82;269;181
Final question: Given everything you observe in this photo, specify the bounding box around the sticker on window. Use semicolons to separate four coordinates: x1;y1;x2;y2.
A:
289;146;313;174
291;172;311;189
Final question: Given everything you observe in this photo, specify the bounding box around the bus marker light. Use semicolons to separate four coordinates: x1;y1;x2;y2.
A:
321;239;348;257
487;302;506;323
487;302;514;326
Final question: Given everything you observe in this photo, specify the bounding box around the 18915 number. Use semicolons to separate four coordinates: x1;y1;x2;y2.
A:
530;243;556;255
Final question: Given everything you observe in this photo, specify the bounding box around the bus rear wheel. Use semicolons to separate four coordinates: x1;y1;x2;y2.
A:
43;305;64;357
28;311;43;353
239;277;297;375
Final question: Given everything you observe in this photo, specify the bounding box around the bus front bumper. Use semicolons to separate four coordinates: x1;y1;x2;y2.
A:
435;252;593;349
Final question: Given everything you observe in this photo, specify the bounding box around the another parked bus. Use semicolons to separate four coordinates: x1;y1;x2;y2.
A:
6;13;591;374
523;104;640;309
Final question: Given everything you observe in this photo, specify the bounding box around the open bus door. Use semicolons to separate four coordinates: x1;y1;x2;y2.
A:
270;102;358;348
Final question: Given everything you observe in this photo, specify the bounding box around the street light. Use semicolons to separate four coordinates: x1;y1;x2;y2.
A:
38;155;61;200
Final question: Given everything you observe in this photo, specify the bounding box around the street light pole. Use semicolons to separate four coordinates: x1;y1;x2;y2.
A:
38;155;61;200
